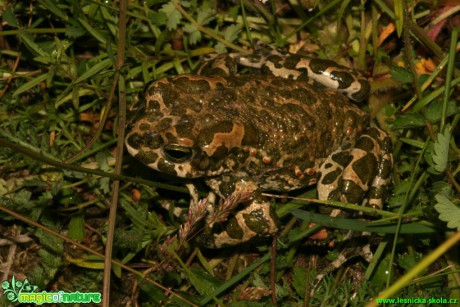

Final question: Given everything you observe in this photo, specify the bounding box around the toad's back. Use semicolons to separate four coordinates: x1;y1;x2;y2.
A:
126;73;369;191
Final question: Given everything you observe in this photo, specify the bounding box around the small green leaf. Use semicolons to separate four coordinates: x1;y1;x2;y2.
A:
184;23;200;44
399;137;425;149
432;126;450;172
290;209;437;234
112;263;122;278
3;6;19;27
66;255;105;269
391;66;413;83
189;268;219;296
55;88;94;108
292;266;307;298
430;181;452;196
148;11;167;26
68;213;85;242
424;100;459;122
66;24;86;38
223;24;242;42
39;0;69;21
391;112;425;129
336;0;352;33
196;250;214;276
398;252;422;271
214;42;227;54
370;255;394;287
227;5;240;19
160;2;182;30
19;32;47;57
13;73;51;97
394;0;404;37
424;141;436;169
73;58;112;84
196;6;214;25
78;17;107;45
434;194;460;230
119;199;149;231
139;282;168;304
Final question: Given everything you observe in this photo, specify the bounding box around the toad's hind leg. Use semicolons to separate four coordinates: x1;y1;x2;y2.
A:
317;146;352;216
341;127;392;208
314;127;392;292
318;145;352;203
362;128;393;209
318;127;392;209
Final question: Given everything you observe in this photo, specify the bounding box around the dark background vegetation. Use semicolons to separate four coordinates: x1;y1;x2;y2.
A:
0;0;459;305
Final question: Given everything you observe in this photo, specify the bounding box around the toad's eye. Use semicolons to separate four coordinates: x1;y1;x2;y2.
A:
162;144;194;163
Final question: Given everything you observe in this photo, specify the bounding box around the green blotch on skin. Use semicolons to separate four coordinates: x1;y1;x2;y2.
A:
135;150;158;165
157;158;177;176
243;209;269;234
226;218;244;239
341;179;365;204
352;154;377;184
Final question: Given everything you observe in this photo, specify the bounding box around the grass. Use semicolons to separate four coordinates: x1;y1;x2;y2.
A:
0;0;459;306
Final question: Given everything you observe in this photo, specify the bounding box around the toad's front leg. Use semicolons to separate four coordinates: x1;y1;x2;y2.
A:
195;175;279;248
